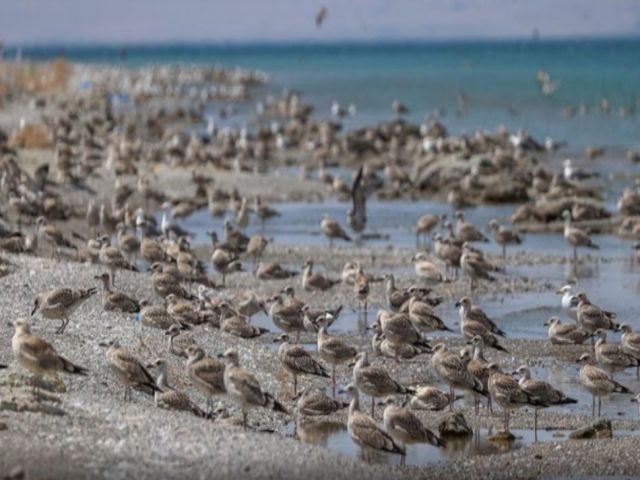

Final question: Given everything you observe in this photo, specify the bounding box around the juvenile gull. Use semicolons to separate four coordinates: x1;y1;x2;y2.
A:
104;340;160;401
185;345;225;413
353;351;413;417
431;343;487;411
415;213;443;248
544;317;592;345
408;296;451;333
515;365;577;440
594;329;640;375
12;318;86;389
320;214;351;247
488;364;547;434
578;353;632;417
455;211;488;243
457;298;508;353
269;294;305;341
276;333;329;395
147;358;207;418
383;273;411;311
408;386;460;411
165;324;197;358
376;310;432;351
302;259;340;291
295;388;348;417
220;348;288;430
98;235;138;287
382;396;442;459
619;323;640;378
488;219;522;259
94;272;140;313
340;383;405;459
317;314;358;397
562;210;599;266
31;286;97;334
575;293;618;335
411;252;445;285
456;297;506;337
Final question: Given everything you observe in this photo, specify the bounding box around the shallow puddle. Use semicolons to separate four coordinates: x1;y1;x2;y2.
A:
287;421;588;467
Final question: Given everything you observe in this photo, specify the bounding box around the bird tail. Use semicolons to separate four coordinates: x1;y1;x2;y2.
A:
495;327;507;338
588;242;600;250
266;393;289;414
331;305;343;318
61;357;87;375
416;338;432;353
558;396;578;405
81;287;98;299
493;342;509;354
473;381;489;398
614;382;632;394
427;430;444;448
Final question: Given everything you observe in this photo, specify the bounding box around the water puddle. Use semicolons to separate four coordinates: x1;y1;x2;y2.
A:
286;421;608;467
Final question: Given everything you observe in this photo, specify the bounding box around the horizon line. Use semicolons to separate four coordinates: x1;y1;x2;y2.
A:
4;33;640;50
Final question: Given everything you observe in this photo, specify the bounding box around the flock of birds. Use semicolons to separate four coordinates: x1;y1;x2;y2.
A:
4;62;640;466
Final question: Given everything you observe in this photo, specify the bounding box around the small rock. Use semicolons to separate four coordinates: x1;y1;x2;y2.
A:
438;412;472;436
0;421;7;431
569;419;612;439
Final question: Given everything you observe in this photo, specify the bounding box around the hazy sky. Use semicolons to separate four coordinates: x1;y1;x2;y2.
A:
2;0;640;44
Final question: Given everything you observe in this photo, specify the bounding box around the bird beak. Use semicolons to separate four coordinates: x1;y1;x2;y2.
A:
337;389;346;395
164;330;172;336
543;321;549;326
216;353;224;359
30;305;37;316
145;363;154;369
555;288;563;294
98;341;110;348
377;400;386;407
454;302;461;308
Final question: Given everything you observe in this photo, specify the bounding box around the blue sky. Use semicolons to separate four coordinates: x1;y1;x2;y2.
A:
2;0;639;44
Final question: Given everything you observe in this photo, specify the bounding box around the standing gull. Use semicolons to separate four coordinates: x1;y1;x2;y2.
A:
185;345;225;414
339;383;405;460
578;353;631;417
320;214;351;247
220;348;288;430
488;219;522;259
276;333;329;396
104;340;160;401
562;210;599;266
488;364;547;434
431;343;487;411
31;286;97;334
515;365;576;440
317;314;357;397
353;351;413;417
382;396;442;461
619;323;640;378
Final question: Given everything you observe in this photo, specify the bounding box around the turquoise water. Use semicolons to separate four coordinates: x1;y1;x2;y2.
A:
7;39;640;150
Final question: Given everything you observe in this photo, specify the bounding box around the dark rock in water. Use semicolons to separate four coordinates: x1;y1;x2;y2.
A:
438;412;472;436
489;430;516;442
569;419;612;439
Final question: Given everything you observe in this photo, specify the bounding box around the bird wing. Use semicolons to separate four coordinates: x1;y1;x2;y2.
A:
227;367;266;406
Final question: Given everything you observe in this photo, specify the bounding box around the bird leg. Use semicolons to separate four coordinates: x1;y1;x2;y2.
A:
534;409;538;442
242;409;248;431
598;396;602;417
371;396;375;418
112;270;117;287
592;394;595;417
293;374;298;397
332;365;336;398
502;245;506;261
449;386;454;411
